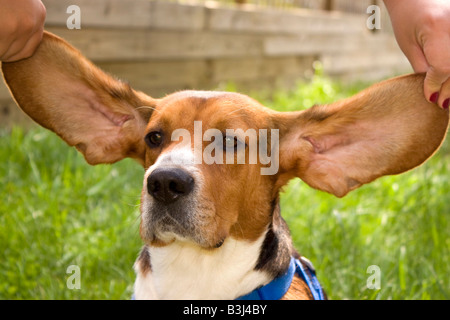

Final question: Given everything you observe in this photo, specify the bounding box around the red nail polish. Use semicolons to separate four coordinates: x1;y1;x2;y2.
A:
444;99;450;110
430;92;439;103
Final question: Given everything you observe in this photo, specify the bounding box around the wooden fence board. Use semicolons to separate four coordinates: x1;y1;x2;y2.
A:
47;28;264;61
206;5;366;34
43;0;206;30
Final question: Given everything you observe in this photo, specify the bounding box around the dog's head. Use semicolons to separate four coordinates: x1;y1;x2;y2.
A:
139;90;281;248
2;32;448;249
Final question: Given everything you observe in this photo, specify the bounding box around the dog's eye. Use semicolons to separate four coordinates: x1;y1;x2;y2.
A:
223;136;240;150
145;131;163;148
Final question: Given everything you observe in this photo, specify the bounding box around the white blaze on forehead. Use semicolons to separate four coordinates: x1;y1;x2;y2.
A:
157;146;195;166
169;90;234;100
142;144;204;211
145;145;196;179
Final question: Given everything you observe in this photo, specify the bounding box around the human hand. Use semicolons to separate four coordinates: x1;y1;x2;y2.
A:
0;0;46;62
384;0;450;109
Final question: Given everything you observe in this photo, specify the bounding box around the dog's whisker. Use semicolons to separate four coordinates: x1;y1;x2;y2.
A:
162;211;190;233
136;105;160;113
225;102;251;115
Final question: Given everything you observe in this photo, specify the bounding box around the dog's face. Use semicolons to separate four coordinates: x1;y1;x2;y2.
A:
2;32;448;252
139;91;278;248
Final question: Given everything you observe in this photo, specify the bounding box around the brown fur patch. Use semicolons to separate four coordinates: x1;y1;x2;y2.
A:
135;246;151;276
281;276;314;300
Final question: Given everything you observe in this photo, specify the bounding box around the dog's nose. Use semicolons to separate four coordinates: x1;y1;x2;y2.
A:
147;168;194;204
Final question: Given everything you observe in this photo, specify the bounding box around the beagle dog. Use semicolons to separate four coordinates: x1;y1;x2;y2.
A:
2;32;448;300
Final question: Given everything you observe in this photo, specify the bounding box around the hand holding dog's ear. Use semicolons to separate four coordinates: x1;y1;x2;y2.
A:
384;0;450;110
276;74;449;197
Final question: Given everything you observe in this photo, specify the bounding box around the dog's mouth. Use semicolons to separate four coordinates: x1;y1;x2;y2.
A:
145;204;196;243
140;200;226;249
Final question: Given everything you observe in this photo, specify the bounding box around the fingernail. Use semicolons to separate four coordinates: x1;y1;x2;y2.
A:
443;98;450;110
430;92;439;103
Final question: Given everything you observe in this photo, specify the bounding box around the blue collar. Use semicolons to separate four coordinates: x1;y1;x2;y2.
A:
236;257;325;300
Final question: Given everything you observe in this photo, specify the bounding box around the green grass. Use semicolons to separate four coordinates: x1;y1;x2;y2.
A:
0;129;143;299
1;73;449;300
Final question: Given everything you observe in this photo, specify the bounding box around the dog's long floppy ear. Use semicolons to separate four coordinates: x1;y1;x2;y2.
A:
275;74;449;197
1;31;156;166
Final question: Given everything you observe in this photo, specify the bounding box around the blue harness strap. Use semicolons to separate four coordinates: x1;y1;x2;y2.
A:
294;258;325;300
236;256;325;300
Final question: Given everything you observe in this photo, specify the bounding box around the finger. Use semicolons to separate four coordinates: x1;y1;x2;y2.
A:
0;24;22;61
0;41;14;61
437;77;450;110
405;45;430;74
0;36;28;61
398;44;443;104
3;27;44;62
423;66;450;105
422;35;450;105
0;22;35;61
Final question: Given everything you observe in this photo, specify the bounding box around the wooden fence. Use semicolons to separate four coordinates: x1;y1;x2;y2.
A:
174;0;380;13
0;0;410;127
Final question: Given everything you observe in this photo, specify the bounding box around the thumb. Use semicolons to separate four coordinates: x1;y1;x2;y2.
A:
424;66;449;103
421;36;450;103
397;44;437;101
406;45;429;74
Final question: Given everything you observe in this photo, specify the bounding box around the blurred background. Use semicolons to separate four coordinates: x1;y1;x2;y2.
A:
0;0;411;128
